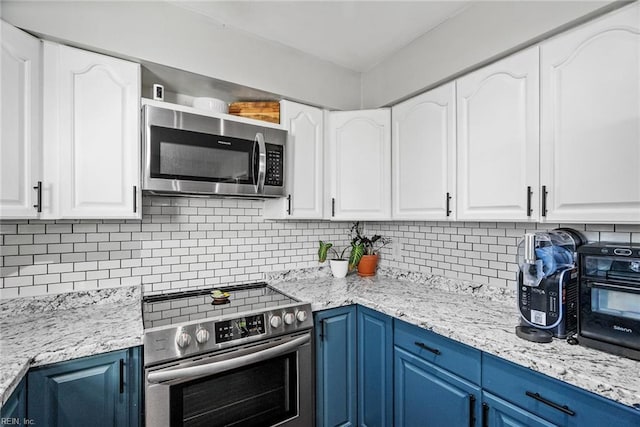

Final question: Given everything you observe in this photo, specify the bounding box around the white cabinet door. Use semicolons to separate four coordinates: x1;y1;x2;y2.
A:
541;3;640;223
456;47;540;222
44;42;140;219
392;82;456;220
329;109;391;220
263;100;324;219
0;21;42;219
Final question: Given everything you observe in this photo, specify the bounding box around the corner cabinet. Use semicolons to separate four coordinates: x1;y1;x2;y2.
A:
43;42;141;219
328;109;391;220
264;100;324;219
0;21;42;219
28;347;142;427
540;2;640;223
392;82;456;220
314;306;357;427
456;46;540;222
0;376;27;421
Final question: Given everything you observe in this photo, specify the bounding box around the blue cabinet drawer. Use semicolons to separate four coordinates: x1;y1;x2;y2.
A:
393;319;481;384
482;353;640;427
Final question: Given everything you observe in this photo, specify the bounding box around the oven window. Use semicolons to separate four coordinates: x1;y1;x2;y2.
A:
150;126;255;184
592;288;640;321
170;352;298;427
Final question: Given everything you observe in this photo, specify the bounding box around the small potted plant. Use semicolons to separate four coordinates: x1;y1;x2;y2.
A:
349;222;391;277
318;241;351;278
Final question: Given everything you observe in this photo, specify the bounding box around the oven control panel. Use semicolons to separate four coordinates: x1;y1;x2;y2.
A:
215;314;266;343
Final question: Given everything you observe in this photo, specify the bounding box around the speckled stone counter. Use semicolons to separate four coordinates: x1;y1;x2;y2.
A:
268;267;640;409
0;286;143;407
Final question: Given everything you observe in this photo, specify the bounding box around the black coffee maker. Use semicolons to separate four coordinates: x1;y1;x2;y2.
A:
515;229;585;343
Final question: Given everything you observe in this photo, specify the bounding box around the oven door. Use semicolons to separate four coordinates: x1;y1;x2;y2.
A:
143;105;267;196
145;331;313;427
579;280;640;350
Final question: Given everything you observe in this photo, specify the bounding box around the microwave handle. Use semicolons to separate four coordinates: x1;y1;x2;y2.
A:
254;132;266;194
146;334;310;383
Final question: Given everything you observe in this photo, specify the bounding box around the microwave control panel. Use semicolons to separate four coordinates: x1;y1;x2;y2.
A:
265;144;284;186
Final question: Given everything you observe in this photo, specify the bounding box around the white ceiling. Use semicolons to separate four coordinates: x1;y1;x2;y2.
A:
170;1;472;72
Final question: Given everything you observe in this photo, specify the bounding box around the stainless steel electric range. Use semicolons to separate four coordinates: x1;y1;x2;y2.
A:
142;282;313;427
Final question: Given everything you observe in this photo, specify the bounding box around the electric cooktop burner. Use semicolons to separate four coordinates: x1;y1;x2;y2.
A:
142;282;312;366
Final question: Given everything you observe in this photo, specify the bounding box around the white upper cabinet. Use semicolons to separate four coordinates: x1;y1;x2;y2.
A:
540;3;640;223
392;82;456;220
1;21;42;219
43;42;141;219
456;46;540;222
263;100;324;219
329;109;391;220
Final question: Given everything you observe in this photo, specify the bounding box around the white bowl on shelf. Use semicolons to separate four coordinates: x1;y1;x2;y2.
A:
192;97;228;114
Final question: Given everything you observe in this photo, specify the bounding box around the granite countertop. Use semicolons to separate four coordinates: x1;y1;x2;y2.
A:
0;286;144;407
268;267;640;409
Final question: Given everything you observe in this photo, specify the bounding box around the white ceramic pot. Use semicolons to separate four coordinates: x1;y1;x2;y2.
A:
330;259;349;278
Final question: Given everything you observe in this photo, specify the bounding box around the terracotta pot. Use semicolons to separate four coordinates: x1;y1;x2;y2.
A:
357;254;379;277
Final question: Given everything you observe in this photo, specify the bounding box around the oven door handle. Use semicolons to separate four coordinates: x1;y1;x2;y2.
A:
254;132;266;194
147;334;310;383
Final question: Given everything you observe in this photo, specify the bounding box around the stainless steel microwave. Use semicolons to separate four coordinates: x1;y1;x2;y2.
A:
142;102;287;198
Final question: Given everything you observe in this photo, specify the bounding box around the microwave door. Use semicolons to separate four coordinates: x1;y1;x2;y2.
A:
254;133;266;194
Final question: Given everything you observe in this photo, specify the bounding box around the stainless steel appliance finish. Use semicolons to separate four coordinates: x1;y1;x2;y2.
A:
142;103;287;198
578;243;640;360
142;283;313;426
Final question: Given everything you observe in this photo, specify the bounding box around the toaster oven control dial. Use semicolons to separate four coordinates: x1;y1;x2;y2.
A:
284;312;295;325
195;327;210;344
270;315;282;329
176;330;192;349
296;310;308;323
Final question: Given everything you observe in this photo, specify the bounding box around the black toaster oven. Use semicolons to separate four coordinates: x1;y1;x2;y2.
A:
577;243;640;360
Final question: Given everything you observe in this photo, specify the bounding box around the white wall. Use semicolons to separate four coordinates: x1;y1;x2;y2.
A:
361;0;615;108
0;0;361;110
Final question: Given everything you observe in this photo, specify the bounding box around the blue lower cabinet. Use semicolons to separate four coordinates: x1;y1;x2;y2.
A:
315;306;357;427
394;346;481;427
28;347;142;427
357;305;393;427
482;391;557;427
1;376;27;421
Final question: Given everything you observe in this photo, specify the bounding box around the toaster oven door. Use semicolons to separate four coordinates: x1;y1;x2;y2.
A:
579;280;640;350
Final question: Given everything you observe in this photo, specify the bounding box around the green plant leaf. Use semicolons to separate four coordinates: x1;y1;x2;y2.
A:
318;241;333;263
349;243;365;270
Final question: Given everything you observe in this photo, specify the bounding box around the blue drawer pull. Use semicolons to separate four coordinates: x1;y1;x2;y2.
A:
414;341;441;355
526;391;575;416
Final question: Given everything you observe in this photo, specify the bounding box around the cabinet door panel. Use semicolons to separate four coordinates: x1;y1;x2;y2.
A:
541;3;640;222
0;376;27;421
330;109;391;220
394;346;480;427
392;82;455;220
0;22;41;219
45;43;140;219
457;47;539;221
315;306;357;427
357;306;393;427
483;392;557;427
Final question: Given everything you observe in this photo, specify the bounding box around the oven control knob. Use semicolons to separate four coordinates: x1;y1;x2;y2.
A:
176;331;192;349
195;327;210;344
270;315;282;329
296;310;308;323
284;312;295;325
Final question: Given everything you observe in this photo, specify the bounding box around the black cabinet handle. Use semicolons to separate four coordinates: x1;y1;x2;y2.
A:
446;192;452;217
526;391;575;416
287;194;292;215
541;185;548;217
482;403;489;427
414;341;441;355
526;186;532;217
119;358;125;394
33;181;42;213
469;394;476;427
133;186;138;213
320;319;326;341
331;198;335;217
